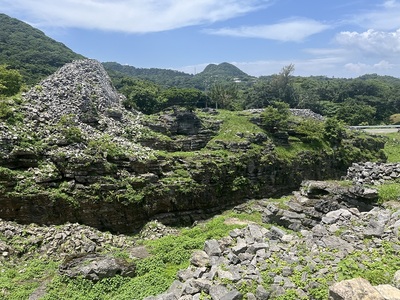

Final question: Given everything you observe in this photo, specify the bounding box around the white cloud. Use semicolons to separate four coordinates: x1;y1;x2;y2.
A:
345;60;394;74
1;0;270;32
205;18;330;42
352;0;400;30
336;29;400;56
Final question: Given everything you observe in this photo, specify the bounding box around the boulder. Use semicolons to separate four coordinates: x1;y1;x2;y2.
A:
59;254;135;281
329;278;384;300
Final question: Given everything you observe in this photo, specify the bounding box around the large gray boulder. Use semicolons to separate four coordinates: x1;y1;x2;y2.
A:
59;254;135;281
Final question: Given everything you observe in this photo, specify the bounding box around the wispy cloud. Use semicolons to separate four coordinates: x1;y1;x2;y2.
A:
350;0;400;30
1;0;271;32
205;18;330;42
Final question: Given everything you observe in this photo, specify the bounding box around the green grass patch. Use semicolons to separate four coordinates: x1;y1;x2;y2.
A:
274;140;329;161
383;132;400;162
0;259;58;300
376;182;400;203
202;110;264;143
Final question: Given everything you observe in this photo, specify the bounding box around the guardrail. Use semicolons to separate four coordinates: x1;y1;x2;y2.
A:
349;125;400;129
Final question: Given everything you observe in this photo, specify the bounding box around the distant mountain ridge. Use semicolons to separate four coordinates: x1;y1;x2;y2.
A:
0;13;84;85
103;61;254;90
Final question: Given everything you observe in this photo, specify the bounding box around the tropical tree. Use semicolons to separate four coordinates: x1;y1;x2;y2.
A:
160;87;206;110
208;83;239;110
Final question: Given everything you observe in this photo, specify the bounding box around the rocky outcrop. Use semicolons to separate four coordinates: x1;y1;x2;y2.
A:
347;162;400;185
139;107;221;151
259;180;378;231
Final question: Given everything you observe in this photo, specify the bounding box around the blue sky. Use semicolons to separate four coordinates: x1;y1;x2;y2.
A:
1;0;400;78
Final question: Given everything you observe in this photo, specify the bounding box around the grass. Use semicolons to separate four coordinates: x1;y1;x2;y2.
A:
0;259;58;300
376;182;400;204
199;109;264;144
383;132;400;162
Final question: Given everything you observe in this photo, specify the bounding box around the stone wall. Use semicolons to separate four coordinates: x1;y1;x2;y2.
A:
347;162;400;185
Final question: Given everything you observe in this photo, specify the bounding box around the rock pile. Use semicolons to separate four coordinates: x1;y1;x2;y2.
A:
24;59;125;125
245;108;324;121
259;180;378;231
20;59;148;151
0;219;134;259
347;162;400;185
147;180;400;299
289;108;324;121
0;218;179;260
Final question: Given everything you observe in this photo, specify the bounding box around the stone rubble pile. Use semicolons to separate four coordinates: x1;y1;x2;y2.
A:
0;219;132;259
23;59;124;124
245;108;324;121
0;219;176;260
20;59;148;152
147;180;400;300
347;162;400;185
289;108;325;121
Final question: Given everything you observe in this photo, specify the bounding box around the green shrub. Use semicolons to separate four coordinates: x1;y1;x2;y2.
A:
294;118;325;145
261;101;290;132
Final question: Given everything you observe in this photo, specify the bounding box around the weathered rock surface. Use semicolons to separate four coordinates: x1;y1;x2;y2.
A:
329;278;400;300
329;278;385;300
59;253;135;281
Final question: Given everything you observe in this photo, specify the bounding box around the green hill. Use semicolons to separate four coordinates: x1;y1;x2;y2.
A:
102;61;197;88
0;13;84;85
103;61;254;90
199;62;250;78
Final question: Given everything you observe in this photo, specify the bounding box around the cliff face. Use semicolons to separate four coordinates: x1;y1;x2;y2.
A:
0;59;386;233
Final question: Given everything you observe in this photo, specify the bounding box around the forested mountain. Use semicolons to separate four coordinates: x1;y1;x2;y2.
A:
102;61;197;89
198;62;251;79
103;61;254;90
0;13;84;85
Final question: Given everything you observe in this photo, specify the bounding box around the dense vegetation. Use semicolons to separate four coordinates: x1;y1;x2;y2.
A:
0;14;84;85
108;63;400;125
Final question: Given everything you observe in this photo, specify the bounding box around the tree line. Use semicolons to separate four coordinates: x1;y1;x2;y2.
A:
111;64;400;125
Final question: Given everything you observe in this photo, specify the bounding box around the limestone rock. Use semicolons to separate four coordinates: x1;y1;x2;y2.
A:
329;278;384;300
374;284;400;300
59;254;135;281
